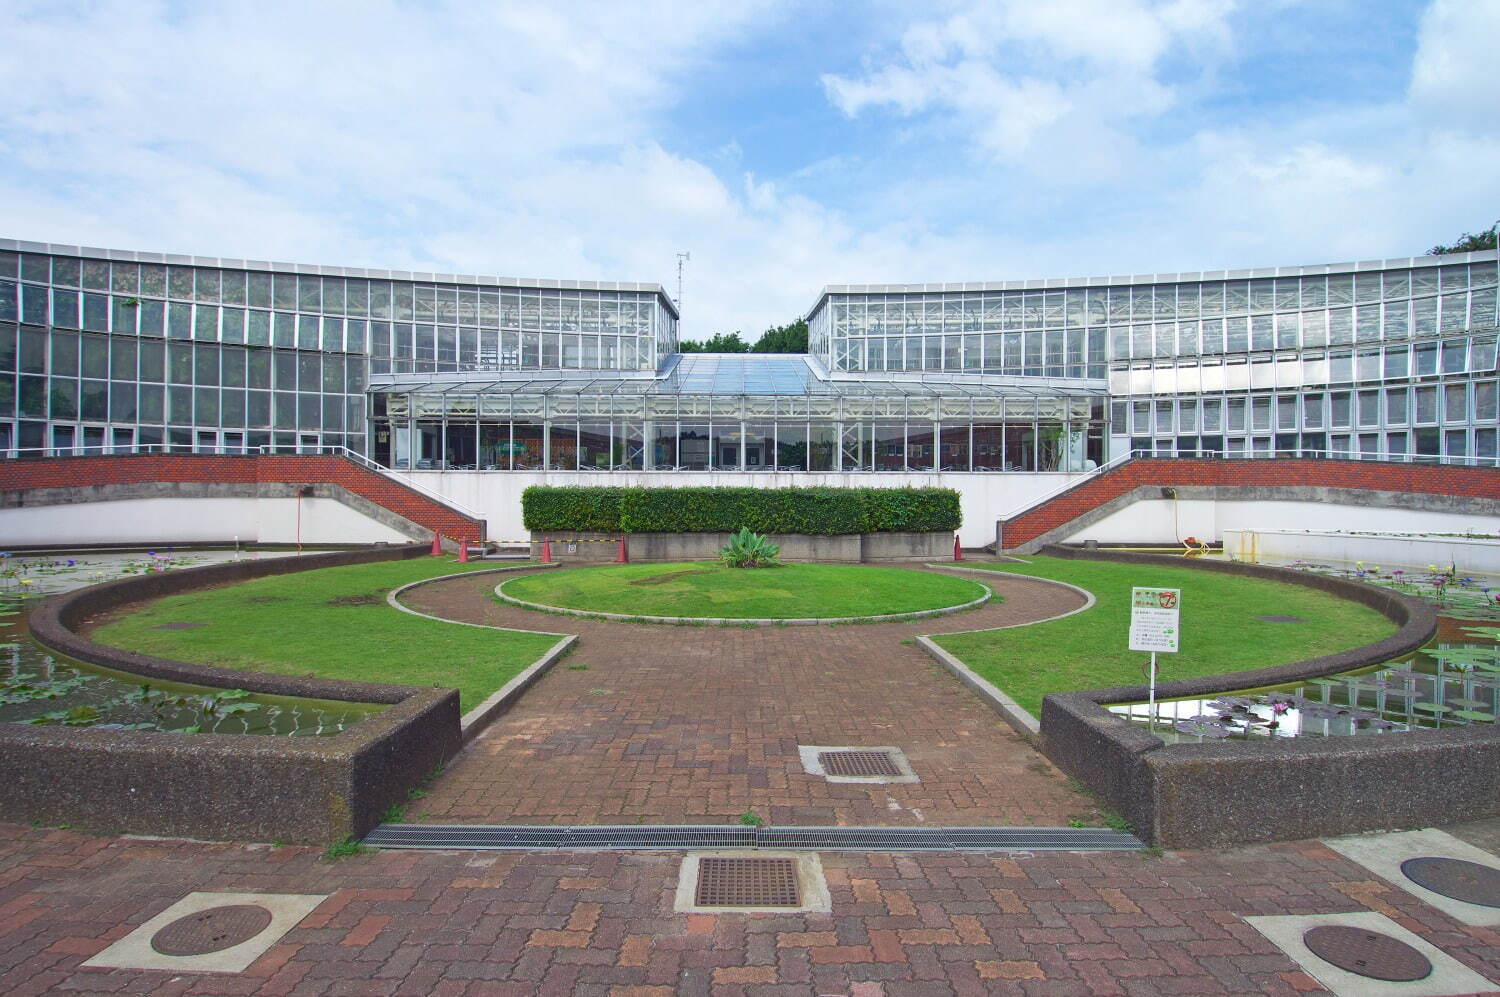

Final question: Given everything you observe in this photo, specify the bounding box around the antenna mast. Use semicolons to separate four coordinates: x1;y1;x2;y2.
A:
675;251;690;312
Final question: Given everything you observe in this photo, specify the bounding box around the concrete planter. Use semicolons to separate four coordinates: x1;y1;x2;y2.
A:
8;544;462;845
1029;546;1495;850
528;530;952;563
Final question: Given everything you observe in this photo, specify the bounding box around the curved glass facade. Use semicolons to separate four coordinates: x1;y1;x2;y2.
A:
1;237;1493;472
809;252;1499;465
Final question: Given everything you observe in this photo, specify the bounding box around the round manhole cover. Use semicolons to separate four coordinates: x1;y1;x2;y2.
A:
1302;925;1432;982
150;904;274;956
1401;856;1500;908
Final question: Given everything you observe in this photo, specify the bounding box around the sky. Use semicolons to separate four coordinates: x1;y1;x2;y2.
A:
2;0;1497;341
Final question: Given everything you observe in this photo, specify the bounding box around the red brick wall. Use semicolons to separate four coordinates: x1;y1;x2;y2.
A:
0;454;484;544
1002;459;1500;549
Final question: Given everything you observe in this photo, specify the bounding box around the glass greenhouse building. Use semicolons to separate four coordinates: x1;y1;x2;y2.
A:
0;237;1495;473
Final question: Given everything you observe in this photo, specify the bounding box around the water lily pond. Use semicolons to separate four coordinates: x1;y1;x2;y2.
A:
1111;630;1500;742
1109;556;1500;741
0;549;383;737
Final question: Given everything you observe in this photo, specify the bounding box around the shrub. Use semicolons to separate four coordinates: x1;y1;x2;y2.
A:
521;486;961;535
521;485;624;531
720;528;781;568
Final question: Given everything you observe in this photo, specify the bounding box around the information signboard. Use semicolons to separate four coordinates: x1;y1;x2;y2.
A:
1129;587;1181;653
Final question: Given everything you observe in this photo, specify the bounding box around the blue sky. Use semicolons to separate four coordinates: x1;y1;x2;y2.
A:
2;0;1496;340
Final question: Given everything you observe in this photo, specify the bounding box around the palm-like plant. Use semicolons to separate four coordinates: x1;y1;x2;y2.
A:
719;527;781;568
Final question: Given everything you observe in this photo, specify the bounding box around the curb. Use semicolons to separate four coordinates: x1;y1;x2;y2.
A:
914;566;1099;737
491;573;992;627
386;563;575;741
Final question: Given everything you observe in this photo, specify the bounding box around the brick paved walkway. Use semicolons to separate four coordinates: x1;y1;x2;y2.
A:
403;568;1096;827
3;821;1497;995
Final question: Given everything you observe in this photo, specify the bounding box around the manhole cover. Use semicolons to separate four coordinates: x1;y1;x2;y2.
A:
1255;615;1305;623
150;904;274;956
695;858;800;907
150;622;210;630
1302;925;1432;982
819;750;902;777
1400;856;1500;908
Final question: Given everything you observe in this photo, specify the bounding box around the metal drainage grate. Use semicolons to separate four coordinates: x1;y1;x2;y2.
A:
695;857;801;907
363;823;1145;852
1301;925;1432;982
1400;856;1500;908
1254;615;1305;623
150;904;273;956
819;749;903;778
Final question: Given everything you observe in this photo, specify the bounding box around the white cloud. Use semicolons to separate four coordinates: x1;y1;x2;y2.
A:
1;0;1494;344
822;0;1235;160
1409;0;1500;131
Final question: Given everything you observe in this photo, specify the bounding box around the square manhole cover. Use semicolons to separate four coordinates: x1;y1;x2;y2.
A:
694;857;801;907
819;749;902;778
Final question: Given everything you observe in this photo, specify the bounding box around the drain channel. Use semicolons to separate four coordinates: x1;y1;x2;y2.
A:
363;823;1144;852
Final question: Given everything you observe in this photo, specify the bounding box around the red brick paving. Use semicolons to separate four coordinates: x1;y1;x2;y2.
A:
404;567;1095;827
1;823;1497;995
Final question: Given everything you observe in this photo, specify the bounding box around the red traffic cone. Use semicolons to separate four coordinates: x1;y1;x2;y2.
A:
430;534;443;556
616;535;628;563
458;540;470;563
953;534;964;562
540;538;553;564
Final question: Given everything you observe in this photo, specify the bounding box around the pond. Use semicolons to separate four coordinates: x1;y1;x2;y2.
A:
1109;559;1500;742
0;549;384;737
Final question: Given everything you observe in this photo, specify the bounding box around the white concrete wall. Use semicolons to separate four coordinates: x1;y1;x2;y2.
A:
0;497;414;547
398;470;1093;547
1223;528;1500;574
1066;498;1500;556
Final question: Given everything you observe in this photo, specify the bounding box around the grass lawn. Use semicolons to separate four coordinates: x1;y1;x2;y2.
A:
501;562;990;619
89;557;563;713
932;556;1397;718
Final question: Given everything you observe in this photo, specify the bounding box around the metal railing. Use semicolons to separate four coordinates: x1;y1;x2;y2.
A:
999;447;1500;520
0;443;484;521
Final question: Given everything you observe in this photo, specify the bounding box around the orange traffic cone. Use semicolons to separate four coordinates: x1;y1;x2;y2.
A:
430;534;442;556
458;541;470;563
953;535;964;562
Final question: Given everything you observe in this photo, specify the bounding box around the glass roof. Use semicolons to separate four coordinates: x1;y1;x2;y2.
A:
370;353;1106;399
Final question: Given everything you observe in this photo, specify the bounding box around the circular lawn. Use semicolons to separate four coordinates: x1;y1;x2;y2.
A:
498;562;991;621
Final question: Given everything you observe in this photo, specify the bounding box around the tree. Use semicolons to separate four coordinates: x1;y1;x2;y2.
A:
678;331;750;353
751;318;809;354
1428;219;1498;255
677;317;810;355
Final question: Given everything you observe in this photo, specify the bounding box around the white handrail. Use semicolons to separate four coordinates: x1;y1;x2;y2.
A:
0;443;485;521
998;451;1135;519
999;447;1500;520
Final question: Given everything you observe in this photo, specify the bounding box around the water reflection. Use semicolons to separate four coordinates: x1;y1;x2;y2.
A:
1112;628;1500;742
0;548;382;737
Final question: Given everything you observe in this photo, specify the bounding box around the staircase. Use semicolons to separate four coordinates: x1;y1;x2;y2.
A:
0;452;485;545
998;457;1500;553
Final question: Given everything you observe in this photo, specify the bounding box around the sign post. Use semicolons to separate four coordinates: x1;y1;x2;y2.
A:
1129;587;1181;728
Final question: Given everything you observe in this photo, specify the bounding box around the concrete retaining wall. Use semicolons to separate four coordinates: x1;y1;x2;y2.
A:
527;530;953;563
5;543;462;844
1032;546;1486;849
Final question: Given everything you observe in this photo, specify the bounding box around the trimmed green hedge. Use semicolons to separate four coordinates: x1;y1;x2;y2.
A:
520;486;625;532
522;486;961;535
